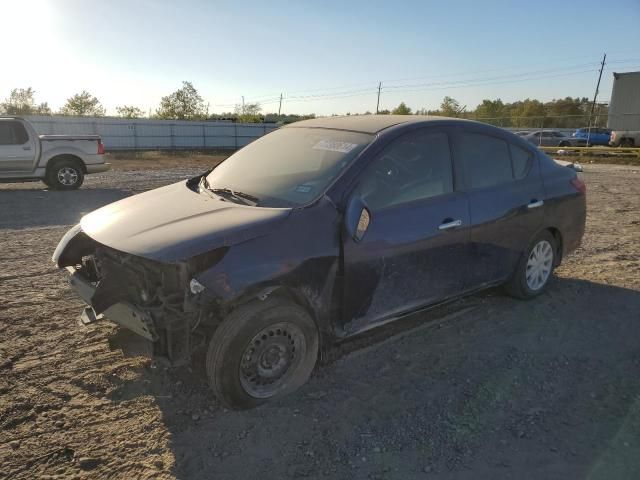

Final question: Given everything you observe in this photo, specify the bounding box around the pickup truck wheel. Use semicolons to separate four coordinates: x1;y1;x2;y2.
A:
47;159;84;190
206;298;319;410
505;230;556;300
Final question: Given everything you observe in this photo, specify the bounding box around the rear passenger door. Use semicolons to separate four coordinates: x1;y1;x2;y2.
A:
453;128;545;288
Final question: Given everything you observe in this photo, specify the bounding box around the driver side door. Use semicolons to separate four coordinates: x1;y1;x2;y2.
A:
341;127;471;334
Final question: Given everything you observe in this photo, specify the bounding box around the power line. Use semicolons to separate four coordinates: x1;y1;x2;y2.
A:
210;56;640;110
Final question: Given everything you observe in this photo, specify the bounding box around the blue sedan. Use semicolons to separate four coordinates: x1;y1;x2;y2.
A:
573;127;611;146
54;115;587;409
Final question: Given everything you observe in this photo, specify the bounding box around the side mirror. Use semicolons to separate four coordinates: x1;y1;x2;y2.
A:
345;196;371;242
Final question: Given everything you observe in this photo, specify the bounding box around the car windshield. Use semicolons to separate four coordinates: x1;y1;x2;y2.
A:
205;127;373;207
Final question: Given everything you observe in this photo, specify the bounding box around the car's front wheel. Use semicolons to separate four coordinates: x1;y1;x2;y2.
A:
505;230;557;299
206;298;319;409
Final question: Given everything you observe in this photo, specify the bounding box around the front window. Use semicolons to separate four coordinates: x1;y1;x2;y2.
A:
205;127;373;207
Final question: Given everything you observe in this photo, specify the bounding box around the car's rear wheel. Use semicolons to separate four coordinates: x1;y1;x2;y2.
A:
559;141;570;147
620;138;635;148
505;230;557;299
206;298;318;409
47;158;84;190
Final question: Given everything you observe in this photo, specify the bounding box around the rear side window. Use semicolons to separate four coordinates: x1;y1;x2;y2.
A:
0;121;28;145
509;144;532;179
458;132;512;189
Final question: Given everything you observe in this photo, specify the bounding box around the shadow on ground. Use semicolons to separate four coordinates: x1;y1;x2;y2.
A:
103;277;640;479
0;188;131;229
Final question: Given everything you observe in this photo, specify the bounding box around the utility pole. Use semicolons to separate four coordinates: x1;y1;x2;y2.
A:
587;53;606;146
241;96;245;114
376;82;382;114
278;93;283;116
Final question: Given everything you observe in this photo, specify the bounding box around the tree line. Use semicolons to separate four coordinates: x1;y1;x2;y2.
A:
376;96;608;128
0;82;606;128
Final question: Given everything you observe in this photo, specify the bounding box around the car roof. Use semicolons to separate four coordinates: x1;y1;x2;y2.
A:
283;114;466;134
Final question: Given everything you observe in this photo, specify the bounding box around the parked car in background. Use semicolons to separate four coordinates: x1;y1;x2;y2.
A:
522;130;588;147
0;117;109;189
54;115;586;409
572;127;611;146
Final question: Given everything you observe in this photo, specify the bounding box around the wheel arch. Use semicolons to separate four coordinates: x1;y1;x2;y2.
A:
545;226;563;266
221;283;327;358
47;154;87;173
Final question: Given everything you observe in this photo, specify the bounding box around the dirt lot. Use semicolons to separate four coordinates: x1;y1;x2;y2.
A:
1;156;639;480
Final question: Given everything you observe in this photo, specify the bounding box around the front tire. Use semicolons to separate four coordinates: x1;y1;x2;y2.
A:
206;298;319;409
46;158;84;190
505;231;556;299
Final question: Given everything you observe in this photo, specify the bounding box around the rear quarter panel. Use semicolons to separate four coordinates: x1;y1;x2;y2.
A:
539;153;586;256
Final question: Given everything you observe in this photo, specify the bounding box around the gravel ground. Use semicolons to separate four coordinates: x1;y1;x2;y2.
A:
0;162;639;480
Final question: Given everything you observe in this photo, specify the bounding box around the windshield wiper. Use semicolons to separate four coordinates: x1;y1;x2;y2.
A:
210;187;259;206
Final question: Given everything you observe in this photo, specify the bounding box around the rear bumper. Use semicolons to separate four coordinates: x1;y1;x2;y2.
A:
85;163;111;174
66;266;157;341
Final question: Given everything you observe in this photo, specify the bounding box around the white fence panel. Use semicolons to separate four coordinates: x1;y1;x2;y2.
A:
24;115;279;151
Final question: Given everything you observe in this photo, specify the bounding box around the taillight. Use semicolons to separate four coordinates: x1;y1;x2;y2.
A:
570;177;586;194
97;139;105;155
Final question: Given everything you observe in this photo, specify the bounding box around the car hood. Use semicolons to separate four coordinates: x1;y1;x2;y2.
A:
80;180;291;262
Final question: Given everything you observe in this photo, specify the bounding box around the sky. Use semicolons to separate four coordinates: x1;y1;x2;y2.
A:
3;0;640;116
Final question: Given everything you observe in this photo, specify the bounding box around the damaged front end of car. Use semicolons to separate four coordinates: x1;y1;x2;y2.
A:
53;224;227;365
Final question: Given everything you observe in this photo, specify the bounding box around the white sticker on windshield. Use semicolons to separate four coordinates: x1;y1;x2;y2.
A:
312;140;359;153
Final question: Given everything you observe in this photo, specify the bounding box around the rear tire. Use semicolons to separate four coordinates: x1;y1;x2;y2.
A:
46;158;84;190
206;298;319;410
620;138;635;148
559;141;570;147
505;230;557;300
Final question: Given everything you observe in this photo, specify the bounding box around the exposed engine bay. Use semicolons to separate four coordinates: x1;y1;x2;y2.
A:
56;227;225;365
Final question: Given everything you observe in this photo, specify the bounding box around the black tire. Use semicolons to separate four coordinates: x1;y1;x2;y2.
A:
559;141;570;147
46;158;84;190
206;298;319;409
620;138;635;148
504;230;557;300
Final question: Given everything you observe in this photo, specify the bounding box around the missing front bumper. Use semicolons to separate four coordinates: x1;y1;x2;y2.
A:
67;267;158;341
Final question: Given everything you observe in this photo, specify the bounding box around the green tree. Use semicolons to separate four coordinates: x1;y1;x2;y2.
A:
234;102;263;123
156;81;206;120
116;105;144;119
440;96;465;117
510;99;546;128
544;97;590;128
391;102;412;115
60;90;106;116
474;99;506;125
1;87;51;115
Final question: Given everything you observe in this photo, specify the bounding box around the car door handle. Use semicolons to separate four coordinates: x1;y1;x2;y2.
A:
527;200;544;209
438;219;462;230
23;146;32;151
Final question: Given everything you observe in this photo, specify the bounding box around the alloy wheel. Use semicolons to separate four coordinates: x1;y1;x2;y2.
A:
525;240;553;291
57;166;79;186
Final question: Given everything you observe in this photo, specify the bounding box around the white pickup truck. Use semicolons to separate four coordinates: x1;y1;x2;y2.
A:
0;117;110;189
